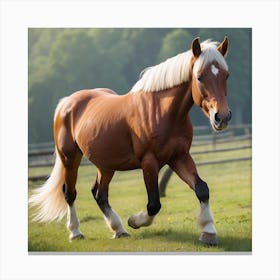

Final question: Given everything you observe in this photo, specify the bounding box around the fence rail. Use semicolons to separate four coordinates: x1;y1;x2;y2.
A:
28;124;252;181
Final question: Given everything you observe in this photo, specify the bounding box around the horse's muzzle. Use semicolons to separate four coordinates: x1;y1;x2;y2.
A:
210;109;232;131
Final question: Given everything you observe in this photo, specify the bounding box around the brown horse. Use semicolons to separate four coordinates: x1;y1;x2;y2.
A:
29;37;231;246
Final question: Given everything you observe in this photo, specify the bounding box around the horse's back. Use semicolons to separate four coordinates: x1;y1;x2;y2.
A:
68;88;118;106
55;88;119;121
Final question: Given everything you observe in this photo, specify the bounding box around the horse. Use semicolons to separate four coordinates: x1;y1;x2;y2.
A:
29;37;231;246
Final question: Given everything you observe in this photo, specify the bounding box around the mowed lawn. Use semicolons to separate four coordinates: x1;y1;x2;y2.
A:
28;141;251;253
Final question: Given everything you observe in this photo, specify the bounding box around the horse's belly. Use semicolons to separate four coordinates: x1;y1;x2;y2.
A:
86;145;141;171
77;127;141;171
90;154;141;171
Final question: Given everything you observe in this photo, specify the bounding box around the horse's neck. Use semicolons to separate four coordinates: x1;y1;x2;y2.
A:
160;82;193;123
130;83;193;132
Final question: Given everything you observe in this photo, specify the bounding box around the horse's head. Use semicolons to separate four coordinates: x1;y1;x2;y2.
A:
191;37;231;131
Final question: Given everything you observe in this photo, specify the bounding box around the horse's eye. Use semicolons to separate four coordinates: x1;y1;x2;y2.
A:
197;76;203;82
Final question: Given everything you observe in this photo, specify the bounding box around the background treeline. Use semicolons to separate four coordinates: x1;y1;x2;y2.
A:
28;28;251;144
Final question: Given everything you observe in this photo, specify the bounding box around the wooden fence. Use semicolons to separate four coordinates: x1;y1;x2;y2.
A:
28;124;252;181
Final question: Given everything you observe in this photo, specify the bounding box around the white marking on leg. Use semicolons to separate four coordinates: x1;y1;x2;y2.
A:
211;64;219;76
67;204;83;240
104;208;128;238
128;211;155;228
197;202;217;234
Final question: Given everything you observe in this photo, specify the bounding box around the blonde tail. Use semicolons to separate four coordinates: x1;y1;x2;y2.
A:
29;149;67;222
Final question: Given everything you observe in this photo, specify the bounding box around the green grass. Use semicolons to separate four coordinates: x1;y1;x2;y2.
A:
28;141;251;253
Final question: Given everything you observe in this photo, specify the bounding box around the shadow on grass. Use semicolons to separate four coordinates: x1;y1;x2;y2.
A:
80;215;102;223
139;228;252;252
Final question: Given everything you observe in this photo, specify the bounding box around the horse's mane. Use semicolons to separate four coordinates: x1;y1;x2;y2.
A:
130;39;228;93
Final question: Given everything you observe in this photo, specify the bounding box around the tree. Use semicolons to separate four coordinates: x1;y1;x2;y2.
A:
157;29;194;62
121;28;171;87
28;29;64;91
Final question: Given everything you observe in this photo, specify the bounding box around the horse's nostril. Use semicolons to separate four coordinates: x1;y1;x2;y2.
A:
227;110;232;121
214;112;221;123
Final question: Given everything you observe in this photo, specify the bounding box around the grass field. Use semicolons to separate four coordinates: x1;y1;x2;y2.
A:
28;139;251;253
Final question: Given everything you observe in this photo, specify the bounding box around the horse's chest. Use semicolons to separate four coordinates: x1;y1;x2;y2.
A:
150;136;191;167
164;136;190;154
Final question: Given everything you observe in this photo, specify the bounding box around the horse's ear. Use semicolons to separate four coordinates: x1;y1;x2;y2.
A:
192;37;201;58
217;36;229;56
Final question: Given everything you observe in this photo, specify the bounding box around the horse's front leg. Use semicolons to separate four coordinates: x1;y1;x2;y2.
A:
169;153;218;245
128;153;161;229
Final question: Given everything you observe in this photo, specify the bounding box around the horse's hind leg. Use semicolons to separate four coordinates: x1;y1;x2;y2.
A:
54;99;85;241
57;146;84;241
66;203;84;241
91;168;129;238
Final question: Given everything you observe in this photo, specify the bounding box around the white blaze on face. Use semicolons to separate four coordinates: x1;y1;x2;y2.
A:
211;64;219;76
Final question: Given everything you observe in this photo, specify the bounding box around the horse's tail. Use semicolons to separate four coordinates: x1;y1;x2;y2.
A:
29;148;67;222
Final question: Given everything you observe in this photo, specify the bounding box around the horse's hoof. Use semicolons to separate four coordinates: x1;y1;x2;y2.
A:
199;232;218;246
128;216;140;229
70;233;85;241
114;232;130;239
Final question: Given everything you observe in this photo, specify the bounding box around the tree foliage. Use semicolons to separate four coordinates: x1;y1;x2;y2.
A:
158;29;194;61
28;28;251;144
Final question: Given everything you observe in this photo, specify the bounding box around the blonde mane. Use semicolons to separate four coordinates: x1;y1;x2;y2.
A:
130;39;228;93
